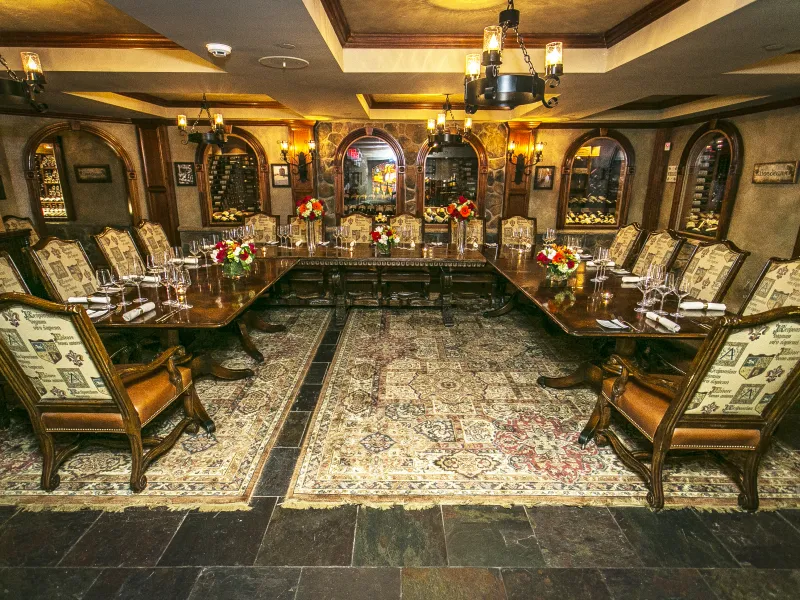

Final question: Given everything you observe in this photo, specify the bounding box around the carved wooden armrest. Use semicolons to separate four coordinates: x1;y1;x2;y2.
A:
117;346;186;387
609;354;680;400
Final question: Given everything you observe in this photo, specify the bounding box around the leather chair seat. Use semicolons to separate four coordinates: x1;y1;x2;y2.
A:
41;365;191;433
602;377;761;450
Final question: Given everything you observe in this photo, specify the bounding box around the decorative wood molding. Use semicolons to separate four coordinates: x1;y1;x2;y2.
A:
319;0;352;47
119;93;286;110
134;120;181;244
0;32;181;49
364;95;465;111
288;123;316;203
614;94;715;111
0;108;134;124
503;123;535;218
604;0;692;47
641;127;672;231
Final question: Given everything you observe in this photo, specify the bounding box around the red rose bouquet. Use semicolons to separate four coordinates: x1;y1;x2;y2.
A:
213;238;255;278
296;196;325;221
446;196;478;221
537;244;580;279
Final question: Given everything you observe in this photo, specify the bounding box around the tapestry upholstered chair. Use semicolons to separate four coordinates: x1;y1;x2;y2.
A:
338;213;374;244
132;220;171;259
447;219;498;305
0;293;213;491
631;229;685;277
383;214;429;302
740;256;800;316
288;216;323;246
0;251;30;294
679;239;749;304
499;216;537;254
28;237;99;302
449;217;486;247
608;222;645;270
390;213;424;245
590;307;800;510
246;213;279;244
94;226;144;278
2;215;40;246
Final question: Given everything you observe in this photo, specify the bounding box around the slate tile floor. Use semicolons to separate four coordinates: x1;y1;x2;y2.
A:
2;320;800;599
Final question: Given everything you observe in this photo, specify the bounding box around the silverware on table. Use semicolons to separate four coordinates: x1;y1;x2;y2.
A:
156;309;179;323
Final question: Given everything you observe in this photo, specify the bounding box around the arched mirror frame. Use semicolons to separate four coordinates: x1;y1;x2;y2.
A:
23;121;141;234
668;120;743;241
557;128;635;230
194;126;271;227
334;127;405;215
415;132;488;219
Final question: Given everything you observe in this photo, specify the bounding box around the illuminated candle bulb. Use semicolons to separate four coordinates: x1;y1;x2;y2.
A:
436;113;446;127
213;113;224;127
535;141;545;153
20;52;43;81
483;26;503;64
545;42;563;77
427;118;436;132
177;114;187;129
507;140;516;154
308;139;316;152
280;140;289;152
465;53;481;80
464;117;472;132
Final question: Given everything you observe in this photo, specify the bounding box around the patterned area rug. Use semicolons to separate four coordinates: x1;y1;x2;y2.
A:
286;308;800;508
0;308;330;509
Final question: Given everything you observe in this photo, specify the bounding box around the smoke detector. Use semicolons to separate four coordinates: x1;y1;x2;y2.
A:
206;43;232;58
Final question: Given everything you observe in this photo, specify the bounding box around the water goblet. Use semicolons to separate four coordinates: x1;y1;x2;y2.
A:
635;275;651;313
171;246;184;266
174;267;193;309
95;268;114;308
653;273;674;316
670;275;692;318
188;240;201;269
127;258;147;304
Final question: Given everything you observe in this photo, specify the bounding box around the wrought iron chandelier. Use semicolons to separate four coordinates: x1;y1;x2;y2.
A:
0;52;47;112
177;93;227;148
426;94;472;153
463;0;563;113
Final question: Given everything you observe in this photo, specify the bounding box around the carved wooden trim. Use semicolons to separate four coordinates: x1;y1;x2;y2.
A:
22;121;142;235
641;127;672;231
0;32;182;49
118;93;285;110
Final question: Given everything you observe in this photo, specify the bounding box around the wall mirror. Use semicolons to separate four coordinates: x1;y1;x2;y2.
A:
558;130;634;229
341;137;398;217
669;121;742;241
422;144;479;225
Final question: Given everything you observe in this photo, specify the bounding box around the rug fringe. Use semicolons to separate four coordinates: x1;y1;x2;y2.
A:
0;499;252;512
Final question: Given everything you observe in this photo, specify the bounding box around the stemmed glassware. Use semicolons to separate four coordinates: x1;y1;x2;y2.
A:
342;225;350;248
95;268;115;308
653;272;674;316
158;263;175;307
590;247;610;283
188;240;201;269
671;275;692;318
326;226;337;248
543;228;556;246
127;258;147;304
635;275;652;313
173;266;192;309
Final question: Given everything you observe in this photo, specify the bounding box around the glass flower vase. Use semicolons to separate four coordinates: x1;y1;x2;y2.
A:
306;221;316;254
222;260;247;279
455;219;468;254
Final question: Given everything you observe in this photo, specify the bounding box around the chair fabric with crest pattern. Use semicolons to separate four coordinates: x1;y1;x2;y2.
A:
94;227;144;278
741;257;800;316
340;213;374;244
0;252;30;294
0;293;212;491
2;215;40;245
133;220;171;259
449;218;485;247
246;214;279;244
28;238;98;302
680;239;749;303
591;307;800;510
288;217;324;246
499;216;536;248
631;230;684;276
389;214;423;245
608;223;644;269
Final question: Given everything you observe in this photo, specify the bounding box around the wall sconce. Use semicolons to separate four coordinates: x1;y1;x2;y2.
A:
0;51;47;112
279;139;317;183
507;139;545;184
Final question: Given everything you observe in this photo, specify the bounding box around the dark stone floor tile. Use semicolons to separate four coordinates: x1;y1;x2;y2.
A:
610;507;737;568
0;507;16;529
187;567;300;600
275;412;310;447
292;384;323;411
775;415;800;449
526;506;642;568
779;509;800;534
502;568;612;600
443;505;544;567
401;568;506;600
252;448;299;496
255;505;357;566
353;506;447;567
158;498;276;566
0;568;100;600
305;362;329;385
314;344;337;362
295;567;401;600
321;330;341;345
701;568;800;600
83;567;201;600
601;568;714;600
60;507;186;567
0;509;99;567
701;511;800;568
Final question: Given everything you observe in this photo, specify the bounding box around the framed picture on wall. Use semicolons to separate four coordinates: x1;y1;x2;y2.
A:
534;166;555;190
271;163;291;187
752;161;799;184
174;162;197;186
74;164;112;183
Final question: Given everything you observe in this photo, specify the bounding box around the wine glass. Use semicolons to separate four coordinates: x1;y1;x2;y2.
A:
653;272;674;316
646;264;664;306
342;225;351;248
671;275;692;318
590;247;610;283
95;268;114;307
174;267;193;309
635;275;652;313
145;253;160;274
127;258;147;304
188;240;201;269
326;226;337;247
171;245;184;266
158;263;175;307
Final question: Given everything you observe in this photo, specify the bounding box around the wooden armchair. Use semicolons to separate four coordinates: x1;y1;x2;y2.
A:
680;239;749;303
608;222;645;270
0;293;213;492
287;216;323;246
28;237;99;302
447;219;498;305
740;256;800;316
449;217;486;248
94;226;144;278
499;216;537;254
2;215;40;245
339;213;374;245
132;220;171;259
384;214;429;302
591;307;800;510
337;213;378;302
246;214;279;244
631;229;684;276
0;251;30;294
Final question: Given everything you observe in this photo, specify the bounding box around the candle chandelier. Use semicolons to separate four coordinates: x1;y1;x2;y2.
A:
0;52;47;112
279;138;317;183
507;139;545;184
426;94;472;153
463;0;563;113
177;93;227;148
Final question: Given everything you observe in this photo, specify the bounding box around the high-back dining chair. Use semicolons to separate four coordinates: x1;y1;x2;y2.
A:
608;223;645;270
0;293;212;491
287;216;323;246
246;214;279;244
0;251;30;294
499;216;537;250
592;306;800;510
338;213;374;244
679;239;749;304
133;220;171;259
28;237;98;302
389;213;423;245
740;256;800;316
2;215;40;245
94;227;144;278
449;218;486;247
631;230;685;276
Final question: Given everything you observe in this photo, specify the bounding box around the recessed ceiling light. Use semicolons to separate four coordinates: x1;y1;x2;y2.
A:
762;43;785;51
276;43;296;50
258;56;309;69
206;43;232;57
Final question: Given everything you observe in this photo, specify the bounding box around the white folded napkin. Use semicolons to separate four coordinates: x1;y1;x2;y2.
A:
646;311;681;332
611;269;630;275
122;302;156;322
121;275;160;283
68;296;111;305
183;257;199;264
679;301;726;312
621;276;641;283
87;308;109;319
586;260;616;268
596;319;629;330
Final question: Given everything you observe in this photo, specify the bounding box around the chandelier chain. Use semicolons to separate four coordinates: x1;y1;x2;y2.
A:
0;54;23;83
514;28;538;77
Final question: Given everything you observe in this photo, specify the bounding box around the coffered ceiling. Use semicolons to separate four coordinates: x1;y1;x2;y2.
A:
1;0;799;125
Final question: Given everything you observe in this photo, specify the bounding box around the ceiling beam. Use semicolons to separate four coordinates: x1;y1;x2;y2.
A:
0;32;182;49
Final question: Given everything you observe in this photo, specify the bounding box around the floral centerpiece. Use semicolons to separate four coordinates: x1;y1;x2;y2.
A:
536;244;580;283
371;224;400;255
214;239;255;279
295;196;325;253
447;196;478;253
